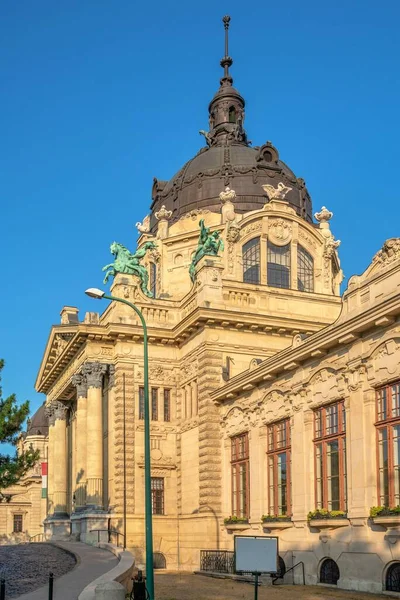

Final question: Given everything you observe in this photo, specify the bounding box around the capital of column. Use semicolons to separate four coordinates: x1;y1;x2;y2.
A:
71;373;88;398
52;400;69;422
82;362;108;389
44;404;56;427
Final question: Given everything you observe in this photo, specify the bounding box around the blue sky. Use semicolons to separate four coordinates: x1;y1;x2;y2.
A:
1;0;399;424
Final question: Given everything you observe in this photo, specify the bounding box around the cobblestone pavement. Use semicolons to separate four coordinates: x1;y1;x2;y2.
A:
154;573;389;600
0;543;76;598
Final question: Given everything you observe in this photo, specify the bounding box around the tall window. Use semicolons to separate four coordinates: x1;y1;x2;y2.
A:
13;514;23;533
139;387;144;420
297;245;314;292
149;263;157;298
376;382;400;506
151;388;158;421
243;238;261;284
314;401;346;511
267;242;291;289
267;419;291;516
231;433;249;519
151;477;164;515
229;106;236;123
163;389;171;422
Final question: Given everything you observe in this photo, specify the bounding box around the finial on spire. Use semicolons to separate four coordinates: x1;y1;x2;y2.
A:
220;15;233;84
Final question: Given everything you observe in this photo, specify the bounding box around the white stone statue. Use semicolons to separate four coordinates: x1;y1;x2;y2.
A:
219;186;237;204
155;205;172;221
135;215;150;234
262;182;292;200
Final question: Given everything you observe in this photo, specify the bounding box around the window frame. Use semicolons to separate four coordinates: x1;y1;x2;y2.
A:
13;514;23;533
267;419;291;516
297;244;314;292
151;477;165;515
267;241;291;289
231;432;250;519
138;387;144;420
163;389;171;422
313;401;347;512
376;381;400;507
242;237;261;285
151;388;158;421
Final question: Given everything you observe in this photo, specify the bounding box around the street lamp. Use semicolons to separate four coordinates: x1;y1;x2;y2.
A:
85;288;155;600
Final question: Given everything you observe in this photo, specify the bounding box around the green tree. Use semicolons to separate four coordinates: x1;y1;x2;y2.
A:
0;359;39;489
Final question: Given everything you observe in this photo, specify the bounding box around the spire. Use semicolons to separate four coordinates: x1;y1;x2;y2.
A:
201;16;248;148
220;15;233;86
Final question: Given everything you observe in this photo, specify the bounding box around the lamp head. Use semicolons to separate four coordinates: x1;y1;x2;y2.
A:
85;288;105;299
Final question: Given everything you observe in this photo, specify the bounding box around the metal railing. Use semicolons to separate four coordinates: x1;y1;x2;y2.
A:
200;550;235;574
89;528;126;548
272;561;305;585
0;573;54;599
29;533;45;543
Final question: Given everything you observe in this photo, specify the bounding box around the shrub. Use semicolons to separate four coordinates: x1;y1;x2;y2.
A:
307;509;346;520
370;505;400;517
224;515;249;524
261;514;291;522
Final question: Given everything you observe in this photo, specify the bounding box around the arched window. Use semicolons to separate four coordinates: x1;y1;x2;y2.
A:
243;238;260;284
153;552;166;569
386;562;400;592
229;106;236;123
297;245;314;292
320;558;340;585
267;242;290;289
149;262;157;297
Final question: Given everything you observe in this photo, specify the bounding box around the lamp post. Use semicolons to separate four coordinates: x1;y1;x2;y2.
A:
85;288;155;600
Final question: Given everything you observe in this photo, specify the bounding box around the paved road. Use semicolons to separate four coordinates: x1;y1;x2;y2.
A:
15;542;118;600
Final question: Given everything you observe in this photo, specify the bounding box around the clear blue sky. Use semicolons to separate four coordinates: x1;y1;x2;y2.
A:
1;0;399;422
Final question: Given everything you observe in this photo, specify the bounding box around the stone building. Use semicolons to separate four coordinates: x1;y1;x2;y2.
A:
34;17;400;593
0;404;48;543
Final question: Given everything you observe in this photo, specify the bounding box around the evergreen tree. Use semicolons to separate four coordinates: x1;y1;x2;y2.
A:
0;359;39;489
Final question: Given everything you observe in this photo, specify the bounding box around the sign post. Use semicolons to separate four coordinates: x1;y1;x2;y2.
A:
234;536;279;600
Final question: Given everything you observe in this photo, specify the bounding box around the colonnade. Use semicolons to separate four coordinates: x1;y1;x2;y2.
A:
45;361;111;518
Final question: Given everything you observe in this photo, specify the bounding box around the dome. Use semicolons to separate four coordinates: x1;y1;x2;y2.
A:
26;403;49;437
149;16;313;230
150;142;312;229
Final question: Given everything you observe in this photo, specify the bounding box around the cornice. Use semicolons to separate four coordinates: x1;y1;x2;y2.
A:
211;292;400;402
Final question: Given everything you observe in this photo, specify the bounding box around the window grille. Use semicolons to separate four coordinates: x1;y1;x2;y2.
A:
151;388;158;421
320;558;340;585
163;389;170;422
267;242;290;289
297;245;314;292
151;477;164;515
386;563;400;592
139;387;144;420
243;238;260;284
13;514;23;533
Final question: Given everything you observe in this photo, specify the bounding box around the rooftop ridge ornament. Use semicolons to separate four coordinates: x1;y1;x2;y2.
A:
314;206;333;224
155;205;172;221
102;241;157;298
219;186;237;203
189;219;224;282
220;15;233;85
262;182;292;201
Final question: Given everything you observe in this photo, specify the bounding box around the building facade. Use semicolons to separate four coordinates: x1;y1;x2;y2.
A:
33;17;400;593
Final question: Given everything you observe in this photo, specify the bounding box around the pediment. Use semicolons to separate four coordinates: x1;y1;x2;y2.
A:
35;325;79;392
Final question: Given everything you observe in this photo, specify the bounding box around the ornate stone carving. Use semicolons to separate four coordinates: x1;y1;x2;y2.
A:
71;373;87;398
262;182;292;200
44;404;56;427
268;219;292;245
314;206;333;224
240;221;262;239
135;215;150;233
299;229;317;250
372;238;400;267
54;334;74;359
82;362;108;388
219;186;236;204
52;400;68;421
155;205;172;221
323;237;341;259
226;220;240;243
149;365;164;380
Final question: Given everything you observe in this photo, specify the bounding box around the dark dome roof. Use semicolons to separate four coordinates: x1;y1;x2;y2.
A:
150;142;312;229
150;17;313;230
26;403;49;437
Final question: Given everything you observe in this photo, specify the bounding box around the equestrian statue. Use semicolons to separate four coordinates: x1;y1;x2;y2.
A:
189;219;224;282
102;241;157;298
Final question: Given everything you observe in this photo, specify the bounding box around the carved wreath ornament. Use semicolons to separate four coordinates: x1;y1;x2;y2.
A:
268;219;292;245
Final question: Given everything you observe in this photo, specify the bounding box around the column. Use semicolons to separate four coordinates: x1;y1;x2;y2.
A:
44;404;56;515
82;362;108;509
71;373;88;511
52;401;69;516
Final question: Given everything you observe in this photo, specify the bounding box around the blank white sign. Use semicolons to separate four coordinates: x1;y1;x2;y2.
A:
235;536;278;573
